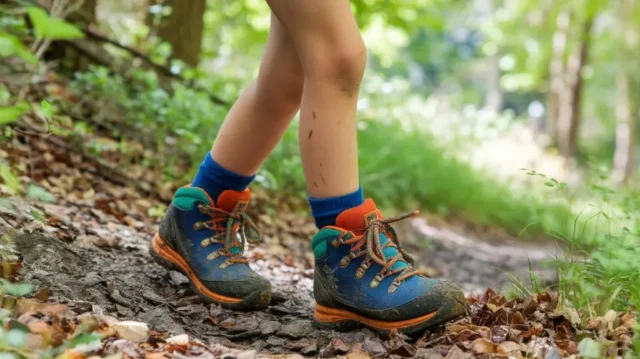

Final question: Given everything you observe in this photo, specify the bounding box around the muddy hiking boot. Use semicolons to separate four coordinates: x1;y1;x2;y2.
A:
151;187;271;310
312;199;468;335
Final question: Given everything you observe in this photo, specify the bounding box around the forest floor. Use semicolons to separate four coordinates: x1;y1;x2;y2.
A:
2;116;636;358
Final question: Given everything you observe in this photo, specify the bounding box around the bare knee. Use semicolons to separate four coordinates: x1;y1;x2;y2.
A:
255;70;304;113
306;38;367;97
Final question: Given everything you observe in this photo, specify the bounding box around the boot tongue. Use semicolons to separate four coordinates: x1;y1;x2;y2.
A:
335;198;383;235
215;189;252;212
335;198;408;271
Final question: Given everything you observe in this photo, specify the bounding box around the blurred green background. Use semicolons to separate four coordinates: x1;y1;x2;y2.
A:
87;0;639;235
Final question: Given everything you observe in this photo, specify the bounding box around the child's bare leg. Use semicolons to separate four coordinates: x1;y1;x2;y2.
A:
210;13;304;176
265;0;467;335
191;14;303;199
266;0;365;200
151;15;303;311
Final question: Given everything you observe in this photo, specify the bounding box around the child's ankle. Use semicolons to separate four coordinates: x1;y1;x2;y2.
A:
308;187;364;228
192;152;255;200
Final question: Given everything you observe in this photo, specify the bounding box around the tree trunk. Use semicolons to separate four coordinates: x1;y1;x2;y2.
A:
547;11;571;146
612;0;636;184
557;18;593;158
148;0;206;67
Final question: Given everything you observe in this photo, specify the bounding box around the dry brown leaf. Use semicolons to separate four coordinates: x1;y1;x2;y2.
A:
496;341;520;355
471;338;495;354
346;353;372;359
15;298;68;317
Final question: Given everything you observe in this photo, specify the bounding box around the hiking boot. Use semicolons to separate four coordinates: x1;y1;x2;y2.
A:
151;187;271;310
311;199;468;335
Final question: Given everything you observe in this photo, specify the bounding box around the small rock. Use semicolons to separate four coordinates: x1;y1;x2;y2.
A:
266;336;286;347
170;271;190;285
258;320;281;335
113;321;149;343
210;304;225;317
71;301;93;314
221;354;236;359
104;339;145;359
237;350;257;359
301;344;318;356
166;334;190;345
277;320;313;339
362;338;386;356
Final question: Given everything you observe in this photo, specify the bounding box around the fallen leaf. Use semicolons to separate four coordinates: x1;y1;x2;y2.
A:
14;298;68;316
471;338;495;354
496;341;520;355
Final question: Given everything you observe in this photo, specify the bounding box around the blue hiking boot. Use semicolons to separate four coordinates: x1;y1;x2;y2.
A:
311;199;467;335
151;187;271;310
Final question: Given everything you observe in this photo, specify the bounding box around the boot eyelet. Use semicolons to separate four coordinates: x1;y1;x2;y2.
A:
193;222;203;230
331;240;340;248
370;274;383;288
388;281;400;293
206;250;221;261
218;259;232;269
201;238;211;247
198;204;206;213
356;262;369;279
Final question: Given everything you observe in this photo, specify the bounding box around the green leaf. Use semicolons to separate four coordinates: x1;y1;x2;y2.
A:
0;102;30;125
27;7;84;40
26;184;56;203
30;209;46;223
0;32;37;64
5;329;27;348
39;100;53;119
0;163;19;194
0;279;34;297
68;333;101;348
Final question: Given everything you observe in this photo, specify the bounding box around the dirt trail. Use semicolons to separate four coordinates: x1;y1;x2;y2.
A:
1;187;559;357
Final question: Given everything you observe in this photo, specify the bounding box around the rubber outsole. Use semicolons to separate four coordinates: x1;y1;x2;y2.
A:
313;299;466;336
150;234;271;311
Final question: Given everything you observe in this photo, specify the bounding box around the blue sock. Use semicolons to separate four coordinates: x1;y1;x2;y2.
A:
192;152;255;200
309;187;364;228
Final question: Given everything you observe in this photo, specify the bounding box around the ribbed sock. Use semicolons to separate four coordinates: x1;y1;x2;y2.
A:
309;187;364;228
191;152;255;200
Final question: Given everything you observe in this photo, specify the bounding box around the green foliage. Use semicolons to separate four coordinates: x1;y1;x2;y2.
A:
0;279;33;297
0;102;30;125
0;163;19;195
26;7;84;40
26;184;56;203
71;65;228;177
0;32;36;63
